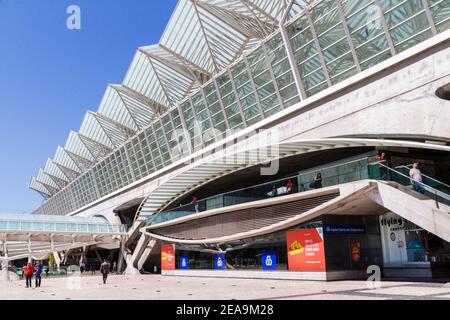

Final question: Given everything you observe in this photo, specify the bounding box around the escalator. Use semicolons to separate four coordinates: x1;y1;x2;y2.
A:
376;162;450;208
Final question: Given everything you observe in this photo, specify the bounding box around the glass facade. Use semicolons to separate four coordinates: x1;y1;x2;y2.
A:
170;215;383;273
34;0;450;216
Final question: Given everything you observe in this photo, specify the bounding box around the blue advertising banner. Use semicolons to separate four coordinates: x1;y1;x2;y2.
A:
214;254;226;270
180;256;189;270
323;225;366;234
261;252;277;270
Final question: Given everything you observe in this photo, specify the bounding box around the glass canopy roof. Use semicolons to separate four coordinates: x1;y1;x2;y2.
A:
28;0;317;199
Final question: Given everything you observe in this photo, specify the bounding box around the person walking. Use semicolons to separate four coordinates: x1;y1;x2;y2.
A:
100;260;111;285
24;262;34;288
35;261;43;288
90;262;96;275
410;163;425;193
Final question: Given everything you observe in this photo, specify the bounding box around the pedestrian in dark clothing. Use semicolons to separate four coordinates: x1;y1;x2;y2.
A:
100;260;111;284
35;262;43;287
270;185;278;197
91;262;96;275
310;173;323;189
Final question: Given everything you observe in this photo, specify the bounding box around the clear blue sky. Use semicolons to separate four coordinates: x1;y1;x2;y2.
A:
0;0;177;214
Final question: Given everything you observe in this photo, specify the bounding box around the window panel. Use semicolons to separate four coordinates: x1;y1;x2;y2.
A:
257;82;276;100
272;58;292;78
310;0;338;22
279;83;299;103
350;18;385;47
254;71;273;87
322;39;351;64
234;71;250;87
302;69;326;90
430;0;450;32
294;42;318;64
342;0;373;17
276;71;295;90
240;93;257;109
318;24;347;49
355;33;390;62
390;11;430;51
327;52;355;79
260;94;279;112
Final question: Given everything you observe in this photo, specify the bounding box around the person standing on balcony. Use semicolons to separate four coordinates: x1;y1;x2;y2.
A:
286;180;294;194
270;185;278;197
410;163;425;194
191;196;199;213
310;173;323;189
378;152;388;180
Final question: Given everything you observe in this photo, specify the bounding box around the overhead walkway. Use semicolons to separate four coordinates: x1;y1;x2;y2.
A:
0;214;126;264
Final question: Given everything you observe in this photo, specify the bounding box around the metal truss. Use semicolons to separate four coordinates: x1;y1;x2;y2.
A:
28;0;368;200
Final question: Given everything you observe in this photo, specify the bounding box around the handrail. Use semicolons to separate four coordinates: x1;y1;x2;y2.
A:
147;158;450;226
161;156;372;214
300;157;372;175
379;162;443;192
396;164;450;189
378;162;450;209
0;219;126;234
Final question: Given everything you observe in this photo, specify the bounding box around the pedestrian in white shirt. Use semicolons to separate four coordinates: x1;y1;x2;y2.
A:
410;163;424;193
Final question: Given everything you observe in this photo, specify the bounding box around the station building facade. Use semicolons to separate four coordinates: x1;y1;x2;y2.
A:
29;0;450;280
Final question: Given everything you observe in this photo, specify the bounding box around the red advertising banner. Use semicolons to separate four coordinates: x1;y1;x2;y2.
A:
351;242;361;262
161;244;175;270
286;228;326;271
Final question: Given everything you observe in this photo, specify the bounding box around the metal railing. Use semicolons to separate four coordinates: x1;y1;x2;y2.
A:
378;162;450;209
0;219;126;234
147;157;374;226
146;157;450;226
396;164;450;191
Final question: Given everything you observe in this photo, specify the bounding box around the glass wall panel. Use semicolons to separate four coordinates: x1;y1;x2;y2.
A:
429;0;450;33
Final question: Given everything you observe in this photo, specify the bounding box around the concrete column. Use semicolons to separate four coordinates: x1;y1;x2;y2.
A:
53;252;61;268
1;261;10;282
117;238;126;274
124;253;140;275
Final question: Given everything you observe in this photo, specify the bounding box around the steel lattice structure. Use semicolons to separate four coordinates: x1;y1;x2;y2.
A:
29;0;450;215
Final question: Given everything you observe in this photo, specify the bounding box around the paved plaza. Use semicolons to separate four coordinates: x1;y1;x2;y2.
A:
1;275;450;300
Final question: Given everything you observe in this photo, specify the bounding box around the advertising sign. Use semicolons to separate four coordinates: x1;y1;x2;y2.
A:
286;228;326;271
161;244;175;270
323;225;366;234
180;256;189;270
261;252;277;271
214;254;226;270
351;242;361;262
